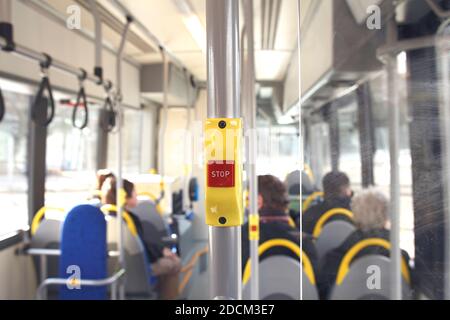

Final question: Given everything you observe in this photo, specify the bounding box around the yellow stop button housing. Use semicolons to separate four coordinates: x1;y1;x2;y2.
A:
204;118;243;227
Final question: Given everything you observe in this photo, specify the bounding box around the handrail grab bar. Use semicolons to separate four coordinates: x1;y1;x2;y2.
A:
36;268;126;300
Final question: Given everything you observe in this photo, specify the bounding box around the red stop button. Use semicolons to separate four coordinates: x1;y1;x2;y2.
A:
207;161;235;188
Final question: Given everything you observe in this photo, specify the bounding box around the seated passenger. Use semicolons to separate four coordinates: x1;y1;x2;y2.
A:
302;171;353;235
89;169;114;202
241;175;318;273
316;188;411;299
286;170;319;222
101;177;181;300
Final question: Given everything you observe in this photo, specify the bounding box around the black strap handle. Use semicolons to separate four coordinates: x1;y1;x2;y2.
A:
72;87;89;129
0;88;5;123
101;96;116;132
31;54;55;127
72;69;89;130
31;76;55;127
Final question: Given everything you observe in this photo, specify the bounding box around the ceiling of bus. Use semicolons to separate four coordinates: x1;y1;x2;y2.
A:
40;0;301;83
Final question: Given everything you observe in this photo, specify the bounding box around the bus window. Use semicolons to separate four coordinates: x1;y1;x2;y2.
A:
45;100;100;209
0;89;30;238
337;95;362;188
107;107;143;174
371;69;414;258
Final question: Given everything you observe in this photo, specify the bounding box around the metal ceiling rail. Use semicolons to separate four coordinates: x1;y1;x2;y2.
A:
108;0;197;78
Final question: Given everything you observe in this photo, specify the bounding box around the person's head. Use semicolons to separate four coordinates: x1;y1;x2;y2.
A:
102;177;138;209
322;171;352;200
351;188;389;232
257;175;289;214
96;169;115;191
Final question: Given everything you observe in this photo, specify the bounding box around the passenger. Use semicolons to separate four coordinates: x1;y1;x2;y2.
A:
286;170;319;223
316;188;411;299
101;177;181;300
301;171;353;235
241;175;318;274
89;169;114;201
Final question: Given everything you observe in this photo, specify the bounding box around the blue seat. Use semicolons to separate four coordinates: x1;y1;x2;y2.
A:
58;205;107;300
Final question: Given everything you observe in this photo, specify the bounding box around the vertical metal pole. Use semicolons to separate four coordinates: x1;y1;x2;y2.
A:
243;0;259;300
89;0;103;82
0;0;12;22
40;256;47;300
296;0;303;300
206;0;242;300
437;19;450;300
386;10;402;300
115;18;131;300
157;50;169;203
183;70;193;213
357;83;375;188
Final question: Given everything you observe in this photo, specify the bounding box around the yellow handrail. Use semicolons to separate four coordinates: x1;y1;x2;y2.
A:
335;238;411;285
302;191;324;213
304;164;315;184
31;207;65;235
313;208;354;238
288;217;296;228
178;246;209;294
242;238;316;286
100;204;138;236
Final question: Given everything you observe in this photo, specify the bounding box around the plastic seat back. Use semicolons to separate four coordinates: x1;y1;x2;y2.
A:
133;200;169;240
330;255;412;300
58;205;107;300
243;255;318;300
30;219;62;281
106;217;155;298
315;220;356;260
242;239;319;300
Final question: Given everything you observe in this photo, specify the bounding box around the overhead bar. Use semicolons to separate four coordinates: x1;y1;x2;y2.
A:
89;0;104;83
108;0;193;75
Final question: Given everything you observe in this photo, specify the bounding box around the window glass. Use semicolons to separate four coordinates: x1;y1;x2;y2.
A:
371;69;414;258
257;125;299;180
107;108;143;174
337;95;362;188
45;101;100;210
0;90;30;238
309;122;331;186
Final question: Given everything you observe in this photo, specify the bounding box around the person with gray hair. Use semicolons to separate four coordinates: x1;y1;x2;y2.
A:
351;188;389;232
316;188;411;299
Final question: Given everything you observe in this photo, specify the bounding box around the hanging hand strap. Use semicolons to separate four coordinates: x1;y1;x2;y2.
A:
72;69;89;129
0;87;4;123
31;54;55;127
101;95;116;132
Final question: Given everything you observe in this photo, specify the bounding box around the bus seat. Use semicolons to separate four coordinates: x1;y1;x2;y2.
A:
315;220;356;261
58;205;108;300
312;208;354;238
133;200;176;249
330;237;412;300
242;239;319;300
329;255;413;300
106;217;157;299
134;200;169;239
243;255;318;300
30;219;62;293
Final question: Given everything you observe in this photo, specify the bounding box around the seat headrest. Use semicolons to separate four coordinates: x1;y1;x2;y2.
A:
59;205;107;300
